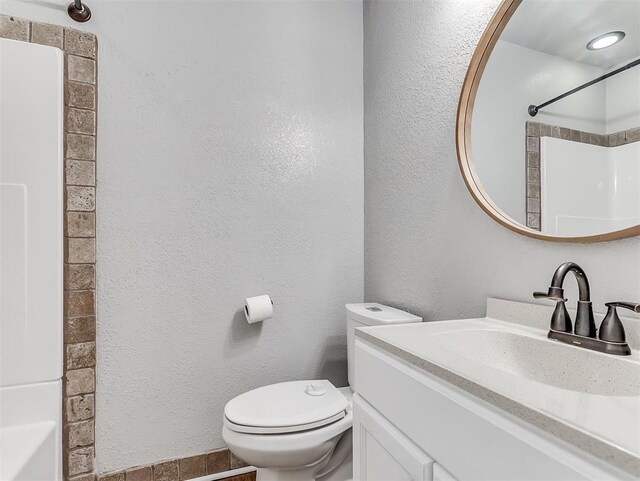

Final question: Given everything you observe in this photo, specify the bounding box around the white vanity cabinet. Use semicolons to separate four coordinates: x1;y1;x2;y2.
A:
353;394;434;480
352;339;633;481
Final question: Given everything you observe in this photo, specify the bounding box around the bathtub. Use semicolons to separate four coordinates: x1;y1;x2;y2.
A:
0;381;61;481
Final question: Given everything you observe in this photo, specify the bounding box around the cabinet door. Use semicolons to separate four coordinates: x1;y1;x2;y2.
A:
433;464;458;481
353;394;433;481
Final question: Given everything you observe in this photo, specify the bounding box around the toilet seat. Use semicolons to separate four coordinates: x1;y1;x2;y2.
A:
222;409;353;470
225;411;346;434
224;380;349;435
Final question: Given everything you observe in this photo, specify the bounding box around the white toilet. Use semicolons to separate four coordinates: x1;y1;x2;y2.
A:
222;303;422;481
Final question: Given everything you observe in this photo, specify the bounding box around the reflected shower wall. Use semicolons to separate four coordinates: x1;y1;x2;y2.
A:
541;137;640;237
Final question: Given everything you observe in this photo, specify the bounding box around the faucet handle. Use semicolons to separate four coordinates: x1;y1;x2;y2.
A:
550;300;572;333
605;301;640;313
599;302;639;343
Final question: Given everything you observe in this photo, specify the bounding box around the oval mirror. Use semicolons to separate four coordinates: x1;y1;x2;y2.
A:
457;0;640;242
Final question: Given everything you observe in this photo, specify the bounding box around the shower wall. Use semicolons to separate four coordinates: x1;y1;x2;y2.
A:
0;36;63;389
0;35;63;481
541;137;640;236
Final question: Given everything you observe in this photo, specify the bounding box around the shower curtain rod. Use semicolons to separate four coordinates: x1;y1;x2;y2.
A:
528;57;640;117
68;0;91;22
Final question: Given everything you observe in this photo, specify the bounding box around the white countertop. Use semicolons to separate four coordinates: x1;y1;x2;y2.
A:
355;298;640;477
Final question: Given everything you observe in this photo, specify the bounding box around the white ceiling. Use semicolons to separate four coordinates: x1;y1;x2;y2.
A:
501;0;640;69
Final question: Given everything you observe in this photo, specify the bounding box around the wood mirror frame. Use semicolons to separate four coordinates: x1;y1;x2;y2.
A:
455;0;640;243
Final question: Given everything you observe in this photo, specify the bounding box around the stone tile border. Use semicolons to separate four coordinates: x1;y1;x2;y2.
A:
525;121;640;230
97;448;254;481
0;14;98;481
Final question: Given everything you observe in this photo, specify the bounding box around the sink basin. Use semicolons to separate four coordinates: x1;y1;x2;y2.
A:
429;328;640;396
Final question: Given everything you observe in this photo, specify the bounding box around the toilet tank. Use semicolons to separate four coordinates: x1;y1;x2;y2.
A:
346;303;422;386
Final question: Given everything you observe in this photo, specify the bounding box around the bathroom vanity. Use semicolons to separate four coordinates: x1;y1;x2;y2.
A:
352;299;640;481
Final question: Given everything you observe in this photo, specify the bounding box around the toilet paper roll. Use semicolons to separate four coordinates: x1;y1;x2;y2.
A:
244;295;273;324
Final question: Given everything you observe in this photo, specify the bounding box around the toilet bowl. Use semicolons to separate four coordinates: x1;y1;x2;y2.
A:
223;381;353;481
222;304;422;481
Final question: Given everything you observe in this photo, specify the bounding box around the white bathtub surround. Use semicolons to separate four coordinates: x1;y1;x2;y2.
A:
0;37;64;481
525;120;640;231
0;37;63;388
354;298;640;479
0;383;62;481
541;138;640;236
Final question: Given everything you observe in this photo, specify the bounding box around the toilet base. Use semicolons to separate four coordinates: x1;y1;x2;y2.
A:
256;466;318;481
255;455;352;481
318;455;352;481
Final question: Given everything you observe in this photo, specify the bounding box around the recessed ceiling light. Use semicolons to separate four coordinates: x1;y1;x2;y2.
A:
586;31;626;50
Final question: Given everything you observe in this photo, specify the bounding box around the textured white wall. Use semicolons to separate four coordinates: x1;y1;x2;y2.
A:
0;0;363;473
473;40;606;224
364;0;640;321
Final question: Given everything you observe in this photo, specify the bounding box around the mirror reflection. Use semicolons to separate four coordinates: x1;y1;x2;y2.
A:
472;0;640;237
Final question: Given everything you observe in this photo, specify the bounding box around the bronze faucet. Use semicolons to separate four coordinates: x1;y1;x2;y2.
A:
534;262;637;356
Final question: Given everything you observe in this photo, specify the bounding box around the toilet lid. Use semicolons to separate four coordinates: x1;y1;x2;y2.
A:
224;380;349;434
